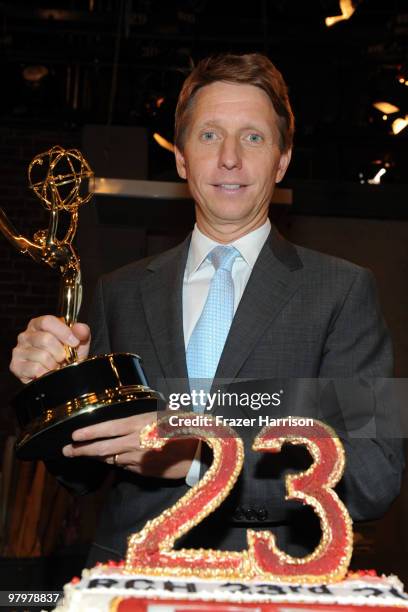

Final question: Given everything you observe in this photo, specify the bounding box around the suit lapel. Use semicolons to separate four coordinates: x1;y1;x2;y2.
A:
140;236;190;390
215;225;303;381
140;226;303;391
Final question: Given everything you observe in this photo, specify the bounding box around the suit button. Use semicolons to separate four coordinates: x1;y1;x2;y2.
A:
257;507;268;521
244;508;257;521
233;507;244;521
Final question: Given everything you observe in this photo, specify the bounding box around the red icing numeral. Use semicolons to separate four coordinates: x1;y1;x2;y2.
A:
126;415;352;582
247;419;353;582
126;413;249;578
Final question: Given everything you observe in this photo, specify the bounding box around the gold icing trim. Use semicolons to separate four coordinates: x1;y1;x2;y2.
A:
126;414;249;579
108;596;122;612
124;417;353;583
248;423;353;583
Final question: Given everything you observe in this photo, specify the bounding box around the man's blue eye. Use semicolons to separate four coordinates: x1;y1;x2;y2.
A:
201;131;216;141
247;134;262;143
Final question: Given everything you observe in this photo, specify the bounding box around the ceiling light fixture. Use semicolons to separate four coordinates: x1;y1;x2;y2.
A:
373;101;400;114
22;65;49;83
367;168;386;185
391;116;408;135
325;0;356;27
153;133;175;153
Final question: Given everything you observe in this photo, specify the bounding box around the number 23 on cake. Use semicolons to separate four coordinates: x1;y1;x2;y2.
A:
55;415;408;611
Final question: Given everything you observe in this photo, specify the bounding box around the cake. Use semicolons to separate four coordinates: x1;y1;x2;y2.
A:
54;415;408;611
57;566;408;611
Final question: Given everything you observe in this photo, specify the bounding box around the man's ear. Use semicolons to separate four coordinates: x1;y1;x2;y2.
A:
174;146;187;180
276;148;292;183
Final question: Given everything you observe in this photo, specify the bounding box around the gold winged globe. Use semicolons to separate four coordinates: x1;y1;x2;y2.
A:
0;146;164;460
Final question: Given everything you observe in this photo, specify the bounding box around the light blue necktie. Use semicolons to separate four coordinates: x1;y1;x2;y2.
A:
186;245;239;485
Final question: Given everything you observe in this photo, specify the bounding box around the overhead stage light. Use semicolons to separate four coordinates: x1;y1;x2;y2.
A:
397;64;408;86
391;116;408;135
372;101;400;115
367;168;386;185
22;65;49;86
325;0;356;27
358;159;392;185
153;133;175;153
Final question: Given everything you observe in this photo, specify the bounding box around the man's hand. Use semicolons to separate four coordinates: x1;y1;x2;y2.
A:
10;315;91;384
62;413;198;480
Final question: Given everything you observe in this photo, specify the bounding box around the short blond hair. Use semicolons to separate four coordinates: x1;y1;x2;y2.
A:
175;53;295;153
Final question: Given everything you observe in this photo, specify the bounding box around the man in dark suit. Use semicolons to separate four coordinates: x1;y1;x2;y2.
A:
10;53;404;564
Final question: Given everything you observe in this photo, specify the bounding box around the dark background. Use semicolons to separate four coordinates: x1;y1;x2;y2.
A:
0;0;407;592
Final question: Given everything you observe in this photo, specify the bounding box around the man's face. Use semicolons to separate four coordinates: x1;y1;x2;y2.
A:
175;81;291;237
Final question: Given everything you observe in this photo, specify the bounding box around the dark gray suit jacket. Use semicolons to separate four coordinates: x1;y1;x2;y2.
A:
52;225;404;564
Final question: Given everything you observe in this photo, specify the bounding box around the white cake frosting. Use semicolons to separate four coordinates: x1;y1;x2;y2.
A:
55;566;408;611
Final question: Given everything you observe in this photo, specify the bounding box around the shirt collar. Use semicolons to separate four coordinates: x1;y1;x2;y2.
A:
185;219;271;279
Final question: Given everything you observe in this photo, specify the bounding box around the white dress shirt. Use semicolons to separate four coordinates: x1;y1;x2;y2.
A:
183;219;271;347
183;219;271;486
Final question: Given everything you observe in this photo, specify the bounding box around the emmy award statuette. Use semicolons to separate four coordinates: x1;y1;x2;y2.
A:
0;146;164;460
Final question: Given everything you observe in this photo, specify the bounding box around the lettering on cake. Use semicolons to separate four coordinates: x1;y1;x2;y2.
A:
83;576;406;602
124;579;155;590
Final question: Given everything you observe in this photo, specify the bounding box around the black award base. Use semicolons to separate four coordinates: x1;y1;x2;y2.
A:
12;353;165;460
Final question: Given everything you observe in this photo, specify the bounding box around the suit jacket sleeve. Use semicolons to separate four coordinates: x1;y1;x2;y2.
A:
317;268;404;521
230;266;404;528
45;279;112;495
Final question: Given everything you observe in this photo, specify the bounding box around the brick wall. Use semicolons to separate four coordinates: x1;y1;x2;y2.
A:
0;127;80;434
